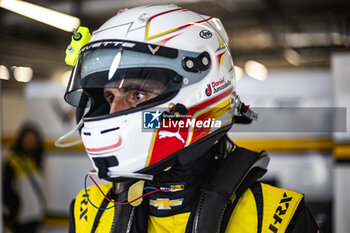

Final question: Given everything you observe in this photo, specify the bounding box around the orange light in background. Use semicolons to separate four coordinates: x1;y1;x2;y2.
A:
12;66;33;82
0;65;10;80
283;48;301;66
244;60;268;81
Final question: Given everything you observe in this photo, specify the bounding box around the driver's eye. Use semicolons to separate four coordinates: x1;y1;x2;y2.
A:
133;91;146;101
104;91;114;104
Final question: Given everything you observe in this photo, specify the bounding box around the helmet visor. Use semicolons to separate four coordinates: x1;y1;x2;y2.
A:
64;40;209;117
65;41;203;116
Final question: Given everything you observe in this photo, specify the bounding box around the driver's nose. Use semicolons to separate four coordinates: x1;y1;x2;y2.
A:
109;98;129;114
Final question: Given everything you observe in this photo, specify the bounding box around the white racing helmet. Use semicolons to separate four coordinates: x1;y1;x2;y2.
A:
64;5;244;181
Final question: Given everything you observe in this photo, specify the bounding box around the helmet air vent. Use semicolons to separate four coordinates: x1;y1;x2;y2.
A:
182;52;211;73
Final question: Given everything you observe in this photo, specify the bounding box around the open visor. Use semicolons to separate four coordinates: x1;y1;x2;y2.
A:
64;40;210;117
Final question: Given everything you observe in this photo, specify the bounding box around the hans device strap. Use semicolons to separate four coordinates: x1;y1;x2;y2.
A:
186;146;269;233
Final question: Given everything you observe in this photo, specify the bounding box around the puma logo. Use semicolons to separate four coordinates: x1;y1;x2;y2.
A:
159;128;185;143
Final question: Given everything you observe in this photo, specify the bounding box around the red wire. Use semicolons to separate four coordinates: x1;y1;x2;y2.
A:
89;175;170;205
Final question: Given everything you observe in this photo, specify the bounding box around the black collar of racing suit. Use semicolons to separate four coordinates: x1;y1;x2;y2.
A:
145;148;214;217
99;137;269;233
101;141;214;233
184;145;269;233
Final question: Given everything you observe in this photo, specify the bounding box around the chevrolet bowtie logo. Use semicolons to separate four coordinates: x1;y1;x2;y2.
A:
150;198;184;210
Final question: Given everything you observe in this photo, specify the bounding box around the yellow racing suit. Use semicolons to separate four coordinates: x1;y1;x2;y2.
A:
69;146;318;233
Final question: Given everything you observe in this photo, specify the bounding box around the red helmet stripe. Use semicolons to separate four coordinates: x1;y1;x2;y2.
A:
85;137;122;152
146;87;233;166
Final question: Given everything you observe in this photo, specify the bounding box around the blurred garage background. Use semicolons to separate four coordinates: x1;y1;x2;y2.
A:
1;0;350;232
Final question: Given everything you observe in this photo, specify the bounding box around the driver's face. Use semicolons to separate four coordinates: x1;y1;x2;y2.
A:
103;79;164;114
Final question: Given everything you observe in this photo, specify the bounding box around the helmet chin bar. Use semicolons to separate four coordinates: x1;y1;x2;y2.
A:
88;169;154;181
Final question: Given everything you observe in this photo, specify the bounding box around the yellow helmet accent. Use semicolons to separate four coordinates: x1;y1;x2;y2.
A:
65;26;91;66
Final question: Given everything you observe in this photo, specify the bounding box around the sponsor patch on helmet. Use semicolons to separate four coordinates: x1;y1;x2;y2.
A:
199;30;212;39
205;83;212;96
148;44;160;54
159;128;185;143
80;40;136;53
206;77;232;96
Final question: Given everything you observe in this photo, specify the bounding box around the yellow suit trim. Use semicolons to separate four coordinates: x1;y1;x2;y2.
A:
148;212;190;233
226;188;258;233
74;183;114;233
260;183;303;233
73;183;303;233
